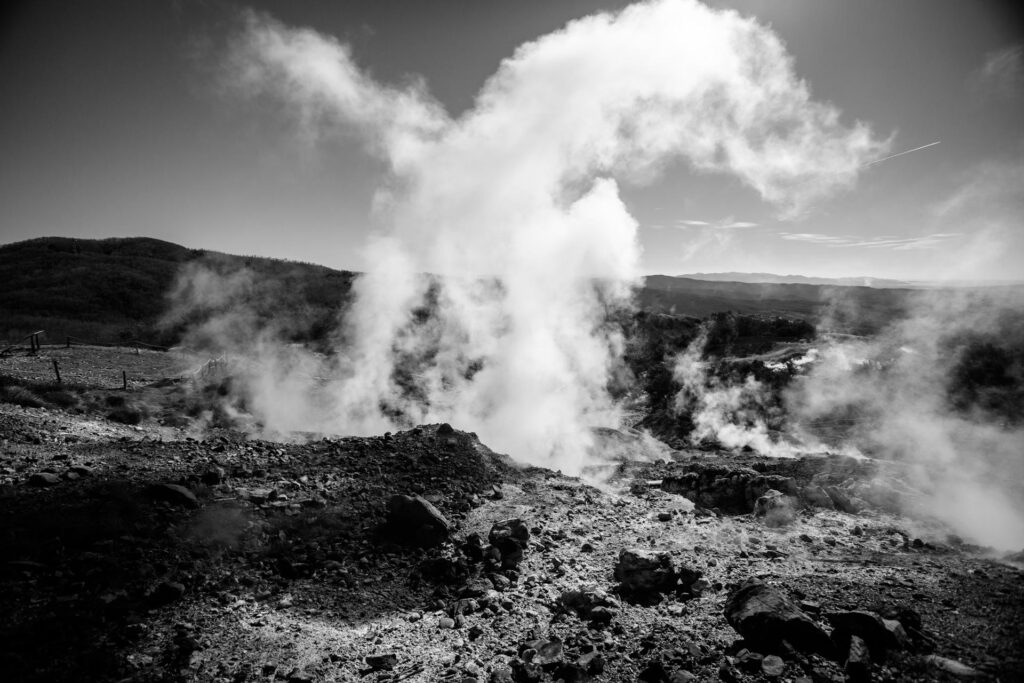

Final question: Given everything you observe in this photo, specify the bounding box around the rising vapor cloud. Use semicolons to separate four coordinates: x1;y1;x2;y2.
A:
219;0;887;473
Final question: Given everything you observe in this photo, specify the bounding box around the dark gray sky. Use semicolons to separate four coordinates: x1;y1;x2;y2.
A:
1;0;1022;279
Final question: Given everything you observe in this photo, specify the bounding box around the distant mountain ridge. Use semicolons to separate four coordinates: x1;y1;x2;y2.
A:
680;272;913;288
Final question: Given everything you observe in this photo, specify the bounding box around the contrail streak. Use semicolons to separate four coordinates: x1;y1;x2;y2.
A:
865;140;941;166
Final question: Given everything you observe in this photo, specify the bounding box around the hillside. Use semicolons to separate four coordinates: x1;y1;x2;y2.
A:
0;236;935;347
0;237;356;347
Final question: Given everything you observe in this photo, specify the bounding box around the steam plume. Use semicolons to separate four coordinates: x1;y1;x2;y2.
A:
787;290;1024;550
220;0;887;472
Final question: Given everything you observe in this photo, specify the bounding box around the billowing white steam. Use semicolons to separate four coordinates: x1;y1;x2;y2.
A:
221;0;886;472
672;329;792;455
786;291;1024;551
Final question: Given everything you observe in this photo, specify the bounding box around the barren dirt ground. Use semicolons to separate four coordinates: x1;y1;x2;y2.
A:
1;347;1022;683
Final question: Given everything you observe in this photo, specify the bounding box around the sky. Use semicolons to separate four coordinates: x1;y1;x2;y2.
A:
1;0;1022;281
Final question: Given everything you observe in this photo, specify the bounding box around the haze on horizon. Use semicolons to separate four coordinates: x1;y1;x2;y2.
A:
1;0;1022;282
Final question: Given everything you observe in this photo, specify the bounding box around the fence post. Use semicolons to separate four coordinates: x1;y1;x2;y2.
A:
122;370;128;391
52;359;61;384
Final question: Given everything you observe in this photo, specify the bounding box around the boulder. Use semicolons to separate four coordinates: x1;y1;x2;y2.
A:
724;579;834;658
614;548;677;595
384;494;451;547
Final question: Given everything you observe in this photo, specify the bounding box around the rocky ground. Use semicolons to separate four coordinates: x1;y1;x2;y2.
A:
1;346;1022;683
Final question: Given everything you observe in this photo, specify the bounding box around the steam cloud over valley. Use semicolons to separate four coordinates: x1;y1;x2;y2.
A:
160;0;1024;552
202;0;887;473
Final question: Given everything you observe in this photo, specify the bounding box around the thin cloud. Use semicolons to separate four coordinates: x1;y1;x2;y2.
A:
779;232;961;250
676;218;759;229
972;44;1024;101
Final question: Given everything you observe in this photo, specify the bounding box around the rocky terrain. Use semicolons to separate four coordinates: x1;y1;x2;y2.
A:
1;346;1022;683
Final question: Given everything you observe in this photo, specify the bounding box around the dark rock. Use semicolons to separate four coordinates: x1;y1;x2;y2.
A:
736;649;763;672
201;466;226;485
724;579;834;658
826;611;906;657
146;483;199;508
801;485;834;509
384;494;451;547
845;635;871;682
365;653;397;671
488;519;530;569
510;659;543;683
437;423;455;436
28;472;60;487
614;548;677;595
149;580;185;606
69;465;94;477
559;587;618;619
639;660;670;682
577;651;604;675
718;658;740;683
824;486;860;514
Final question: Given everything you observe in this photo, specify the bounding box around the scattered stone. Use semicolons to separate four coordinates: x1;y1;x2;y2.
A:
69;465;94;477
658;511;673;522
366;653;398;671
28;472;60;487
559;588;618;620
924;655;985;679
761;654;786;678
614;549;677;596
384;494;451;547
437;423;455;436
438;617;456;629
534;637;564;667
724;579;834;658
146;483;199;508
